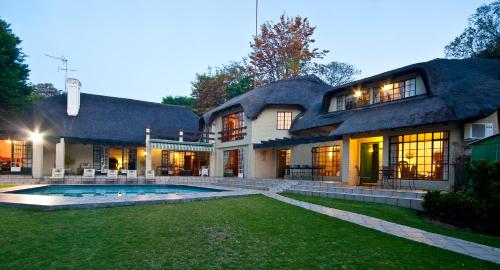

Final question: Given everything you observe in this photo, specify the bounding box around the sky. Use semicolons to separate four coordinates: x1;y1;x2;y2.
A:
0;0;491;103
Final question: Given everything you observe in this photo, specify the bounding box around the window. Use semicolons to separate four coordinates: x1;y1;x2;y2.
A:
335;89;370;111
220;111;246;142
389;132;449;181
277;112;293;130
374;78;416;103
0;140;32;174
161;150;196;175
312;146;341;176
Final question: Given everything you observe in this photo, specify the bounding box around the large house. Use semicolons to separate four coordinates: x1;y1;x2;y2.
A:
1;58;499;191
202;58;500;190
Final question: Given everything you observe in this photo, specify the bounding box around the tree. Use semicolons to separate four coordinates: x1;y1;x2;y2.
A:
250;14;328;86
190;71;226;114
32;83;62;99
161;95;194;107
316;61;361;86
188;61;253;114
220;60;253;99
0;18;32;115
445;1;500;59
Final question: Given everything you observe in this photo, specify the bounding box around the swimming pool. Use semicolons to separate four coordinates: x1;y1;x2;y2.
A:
9;185;224;197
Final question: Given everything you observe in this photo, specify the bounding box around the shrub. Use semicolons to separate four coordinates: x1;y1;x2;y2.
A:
423;160;500;233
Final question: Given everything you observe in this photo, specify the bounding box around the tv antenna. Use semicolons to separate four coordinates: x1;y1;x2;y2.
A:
45;54;77;92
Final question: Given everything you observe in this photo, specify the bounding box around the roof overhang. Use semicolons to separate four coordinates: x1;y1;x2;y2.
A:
254;135;342;149
150;139;213;152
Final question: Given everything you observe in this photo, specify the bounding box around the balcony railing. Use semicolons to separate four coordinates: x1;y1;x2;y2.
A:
218;126;247;142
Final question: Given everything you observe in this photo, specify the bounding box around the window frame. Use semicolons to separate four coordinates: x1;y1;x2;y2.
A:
389;131;449;181
311;146;341;176
220;111;246;142
276;111;293;130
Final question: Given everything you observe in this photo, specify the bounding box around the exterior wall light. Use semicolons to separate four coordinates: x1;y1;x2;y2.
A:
29;131;43;143
382;84;392;91
354;90;362;98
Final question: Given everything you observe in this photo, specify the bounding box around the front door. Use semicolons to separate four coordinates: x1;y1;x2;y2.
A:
277;149;290;178
360;143;379;184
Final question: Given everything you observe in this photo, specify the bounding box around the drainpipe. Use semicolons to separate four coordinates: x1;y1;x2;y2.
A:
145;128;152;172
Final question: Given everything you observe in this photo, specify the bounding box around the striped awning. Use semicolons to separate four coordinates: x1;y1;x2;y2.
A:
150;139;213;152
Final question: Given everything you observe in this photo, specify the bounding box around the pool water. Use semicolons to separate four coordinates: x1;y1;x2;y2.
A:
10;185;224;197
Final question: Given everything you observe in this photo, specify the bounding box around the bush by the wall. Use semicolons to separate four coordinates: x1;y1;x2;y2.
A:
423;160;500;233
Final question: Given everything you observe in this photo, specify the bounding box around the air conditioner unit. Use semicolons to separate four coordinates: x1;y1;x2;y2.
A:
466;123;494;139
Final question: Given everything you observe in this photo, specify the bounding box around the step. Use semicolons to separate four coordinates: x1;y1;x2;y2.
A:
285;189;423;211
289;185;425;199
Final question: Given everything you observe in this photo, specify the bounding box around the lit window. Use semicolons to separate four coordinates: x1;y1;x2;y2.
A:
335;89;369;111
389;132;449;181
220;111;246;142
312;146;341;176
277;112;293;130
375;78;416;103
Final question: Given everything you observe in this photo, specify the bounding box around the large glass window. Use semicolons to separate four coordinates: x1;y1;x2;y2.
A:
0;140;32;174
312;146;341;176
220;111;246;142
389;132;449;181
277;112;293;130
161;150;196;175
374;78;416;103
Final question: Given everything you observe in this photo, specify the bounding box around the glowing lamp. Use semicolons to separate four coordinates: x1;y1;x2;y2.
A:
354;90;362;98
29;131;43;143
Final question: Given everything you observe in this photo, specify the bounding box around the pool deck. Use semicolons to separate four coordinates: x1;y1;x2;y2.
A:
0;184;260;210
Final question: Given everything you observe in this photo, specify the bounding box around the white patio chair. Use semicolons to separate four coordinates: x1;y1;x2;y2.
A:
81;168;96;184
144;169;156;184
105;169;118;184
201;167;209;177
125;170;138;184
49;168;65;184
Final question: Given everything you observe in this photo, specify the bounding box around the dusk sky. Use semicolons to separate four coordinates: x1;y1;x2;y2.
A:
0;0;491;102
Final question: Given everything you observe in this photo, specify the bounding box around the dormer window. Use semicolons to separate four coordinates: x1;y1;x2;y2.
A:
335;89;369;111
374;78;416;103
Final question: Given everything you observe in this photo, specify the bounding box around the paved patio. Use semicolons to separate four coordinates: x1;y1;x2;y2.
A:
263;192;500;264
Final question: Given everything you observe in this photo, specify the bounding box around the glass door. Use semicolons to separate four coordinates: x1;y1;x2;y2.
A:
360;143;379;184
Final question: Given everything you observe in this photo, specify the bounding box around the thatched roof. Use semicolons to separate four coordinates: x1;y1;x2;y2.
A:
201;75;332;125
0;93;200;144
290;58;500;135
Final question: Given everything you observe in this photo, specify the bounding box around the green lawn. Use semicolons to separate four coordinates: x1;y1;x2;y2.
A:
281;192;500;248
0;185;16;188
0;195;498;269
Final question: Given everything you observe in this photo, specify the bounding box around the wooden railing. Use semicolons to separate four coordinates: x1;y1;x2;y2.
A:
218;126;247;142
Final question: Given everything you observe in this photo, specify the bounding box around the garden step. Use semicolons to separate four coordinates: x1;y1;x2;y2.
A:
285;189;424;211
288;185;425;199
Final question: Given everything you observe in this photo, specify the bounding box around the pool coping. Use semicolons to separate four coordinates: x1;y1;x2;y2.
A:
0;184;260;210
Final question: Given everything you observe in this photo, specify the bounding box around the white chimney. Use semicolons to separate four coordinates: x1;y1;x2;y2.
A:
66;78;81;116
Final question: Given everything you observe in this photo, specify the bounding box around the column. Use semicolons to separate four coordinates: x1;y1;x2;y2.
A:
55;138;65;169
145;128;152;172
341;135;350;185
32;138;44;178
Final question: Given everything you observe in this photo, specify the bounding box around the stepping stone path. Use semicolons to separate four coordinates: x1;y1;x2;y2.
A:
263;192;500;264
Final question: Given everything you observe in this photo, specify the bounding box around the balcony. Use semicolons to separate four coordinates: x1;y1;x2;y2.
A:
218;126;247;142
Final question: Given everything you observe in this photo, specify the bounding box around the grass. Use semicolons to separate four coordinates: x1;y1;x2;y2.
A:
281;192;500;248
0;185;16;188
0;195;498;269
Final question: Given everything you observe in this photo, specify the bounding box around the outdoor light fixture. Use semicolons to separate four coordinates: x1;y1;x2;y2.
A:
6;138;12;144
354;90;362;98
29;131;43;143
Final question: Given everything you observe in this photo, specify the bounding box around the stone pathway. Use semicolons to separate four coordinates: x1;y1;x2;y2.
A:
263;192;500;264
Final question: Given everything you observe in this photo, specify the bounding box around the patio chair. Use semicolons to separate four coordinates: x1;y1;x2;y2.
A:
49;168;65;184
105;169;118;184
125;170;138;184
144;169;156;184
81;168;96;184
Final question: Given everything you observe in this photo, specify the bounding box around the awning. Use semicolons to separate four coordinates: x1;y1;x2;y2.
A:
254;135;341;149
150;139;213;152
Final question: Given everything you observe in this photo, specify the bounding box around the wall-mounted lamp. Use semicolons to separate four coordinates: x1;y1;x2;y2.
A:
353;90;362;98
29;131;43;143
